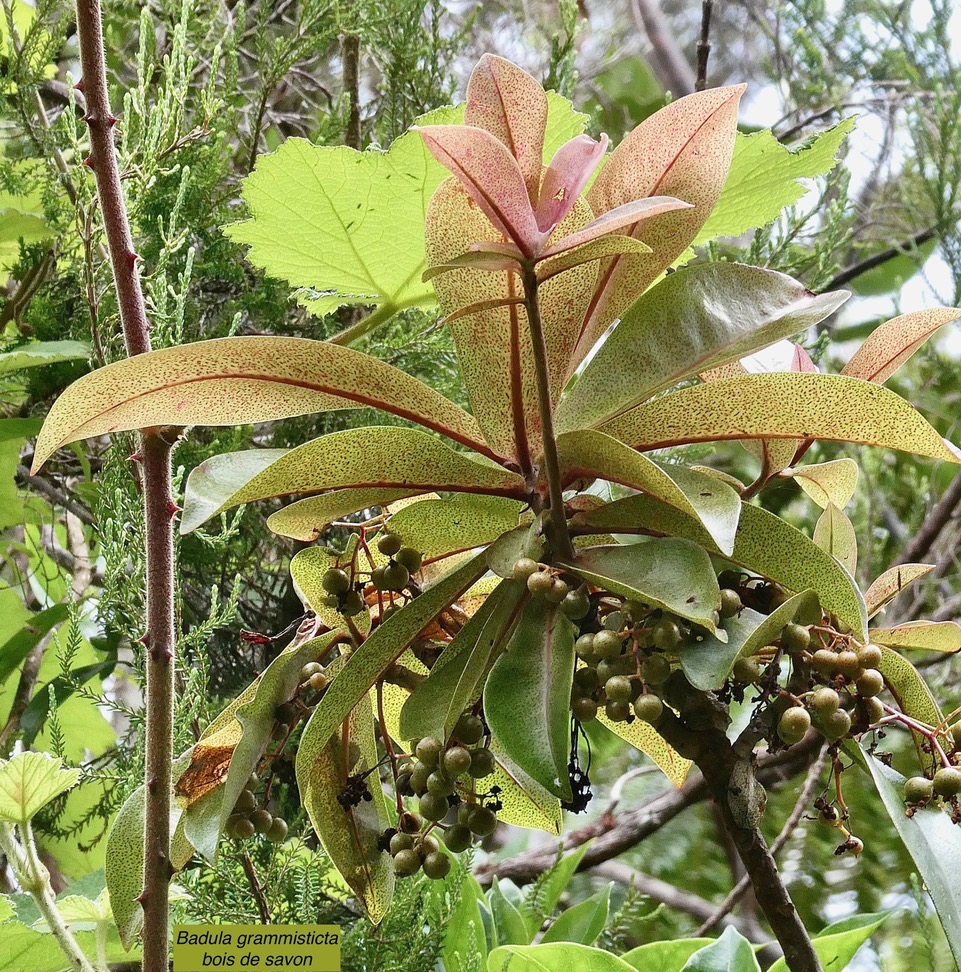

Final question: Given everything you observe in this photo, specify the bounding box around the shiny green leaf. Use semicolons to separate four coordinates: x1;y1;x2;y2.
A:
678;926;760;971
489;878;533;946
0;753;80;825
541;885;611;945
767;910;889;972
489;942;638;972
622;939;715;972
0;341;88;375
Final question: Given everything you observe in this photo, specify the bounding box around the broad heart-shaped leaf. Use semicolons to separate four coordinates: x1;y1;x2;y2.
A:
877;645;943;762
865;564;934;619
871;621;961;653
621;939;715;972
31;337;493;473
678;926;760;972
179;632;336;860
677;590;819;691
484;598;576;800
302;553;488;759
297;667;394;924
813;502;858;576
427;179;596;463
572;85;745;370
399;580;525;741
692;119;855;248
290;547;371;634
0;753;80;825
266;487;419;541
767;910;889;972
598;372;961;467
557;263;847;432
791;458;859;509
488;942;638;972
856;745;961;967
573;496;867;639
386;494;525;562
842;307;961;384
0;340;88;374
569;539;720;633
541;884;611;946
556;430;741;555
179;428;527;531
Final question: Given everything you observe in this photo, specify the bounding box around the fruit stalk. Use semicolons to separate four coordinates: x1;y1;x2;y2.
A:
75;2;177;970
520;266;575;561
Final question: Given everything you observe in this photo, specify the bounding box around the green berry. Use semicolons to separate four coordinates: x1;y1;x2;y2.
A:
409;762;431;794
633;694;663;724
233;789;257;814
321;567;351;595
512;557;540;581
231;817;256;840
443;746;472;777
834;650;862;678
819;708;852;741
399;812;423;834
468;748;496;778
394;547;423;573
308;672;329;692
856;643;883;668
393;848;421;877
417;834;440;857
732;657;762;684
951;723;961;749
719;589;742;618
933;767;961;797
652;617;682;649
593;629;623;660
573;666;599;691
810;687;840;716
562;589;591;619
301;662;323;681
605;676;632;703
456;803;473;826
856;669;884;698
275;702;298;724
415;737;442;768
444;824;472;852
575;633;596;658
605;700;631;722
467;805;497;837
904;776;934;803
571;696;598;722
423;851;452;880
717;569;742;589
419;792;449;822
381;561;410;592
812;649;838;676
244;773;259;791
426;771;454;796
778;706;811;745
266;818;288;843
527;571;553;597
341;590;365;617
641;654;671;685
250;809;273;834
390;832;415;855
370;566;388;590
545;578;570;604
377;533;403;556
781;622;811;653
454;714;485;745
862;696;885;725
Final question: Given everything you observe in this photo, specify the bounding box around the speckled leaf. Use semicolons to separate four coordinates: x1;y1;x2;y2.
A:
813;503;857;576
842;308;961;384
573;496;866;638
536;235;652;283
558;263;846;431
488;942;638;972
298;670;394;924
569;539;720;633
556;430;741;555
266;487;420;540
791;459;859;509
387;494;525;562
399;580;525;740
572;85;745;369
871;621;961;653
290;547;371;633
877;645;942;759
303;553;488;759
179;428;526;529
427;177;597;462
595;697;691;787
32;337;491;472
678;591;819;690
598;373;961;466
0;753;80;825
487;520;544;578
180;632;336;860
865;564;934;619
484;598;576;800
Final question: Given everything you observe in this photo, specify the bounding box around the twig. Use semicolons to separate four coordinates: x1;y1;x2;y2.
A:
16;466;95;526
822;227;936;292
240;852;272;924
75;4;177;972
630;0;696;96
891;469;961;568
695;0;714;91
342;33;361;150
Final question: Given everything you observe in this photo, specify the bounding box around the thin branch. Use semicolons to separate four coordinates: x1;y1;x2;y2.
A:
893;469;961;567
342;32;361;151
695;0;714;91
240;852;272;924
822;227;936;292
630;0;696;96
16;467;95;526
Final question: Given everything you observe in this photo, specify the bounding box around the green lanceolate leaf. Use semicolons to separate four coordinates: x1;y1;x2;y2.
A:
0;604;69;684
573;495;867;639
865;564;934;619
444;871;488;972
399;580;525;741
0;340;88;374
290;547;371;634
386;494;525;561
488;942;638;972
555;429;741;554
791;458;860;509
877;645;943;762
677;590;820;691
179;428;527;531
569;538;720;633
303;553;489;759
557;263;847;432
812;502;857;576
266;487;420;541
489;878;533;946
31;337;492;473
541;884;611;945
597;373;961;466
621;939;716;972
0;753;80;825
676;926;761;972
484;598;577;800
767;910;889;972
297;678;394;924
870;621;961;653
857;745;961;967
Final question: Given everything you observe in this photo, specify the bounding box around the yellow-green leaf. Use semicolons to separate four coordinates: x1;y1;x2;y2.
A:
812;502;858;576
877;645;942;759
865;564;934;619
791;458;859;509
0;752;80;825
595;701;691;787
871;622;961;654
266;487;419;541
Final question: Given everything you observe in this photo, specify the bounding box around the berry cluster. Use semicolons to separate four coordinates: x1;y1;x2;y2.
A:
225;772;289;843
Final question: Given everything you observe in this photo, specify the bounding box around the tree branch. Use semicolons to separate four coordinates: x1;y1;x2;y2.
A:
822;227;936;292
695;0;714;91
630;0;696;96
891;469;961;568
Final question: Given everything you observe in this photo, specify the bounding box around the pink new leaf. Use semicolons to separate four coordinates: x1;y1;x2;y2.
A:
535;134;609;233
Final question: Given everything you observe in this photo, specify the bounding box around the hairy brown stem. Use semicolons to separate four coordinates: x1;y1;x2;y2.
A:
240;852;272;924
521;267;575;561
75;2;177;970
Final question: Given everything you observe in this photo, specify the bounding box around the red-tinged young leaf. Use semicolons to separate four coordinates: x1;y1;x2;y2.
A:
865;564;934;619
536;236;652;284
812;502;857;576
842;308;961;384
572;84;746;369
31;337;492;472
557;263;847;432
871;621;961;653
465;54;547;203
443;296;526;324
266;487;421;541
422;248;521;281
415;124;544;256
535;133;609;232
598;373;961;466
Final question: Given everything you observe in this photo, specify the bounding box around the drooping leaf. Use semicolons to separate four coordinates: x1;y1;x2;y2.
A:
179;428;526;531
0;341;88;375
444;871;488;972
573;495;866;638
31;337;491;473
558;263;846;432
865;564;934;619
791;458;860;509
399;580;525;741
572;84;746;368
265;487;420;541
842;307;961;384
484;598;577;800
621;939;716;972
871;621;961;653
677;926;761;972
0;604;69;685
489;877;534;946
488;942;638;972
598;372;961;467
767;910;889;972
595;699;691;786
569;539;720;633
876;646;942;761
692;119;854;247
556;429;741;554
541;885;611;946
813;502;858;576
0;753;80;825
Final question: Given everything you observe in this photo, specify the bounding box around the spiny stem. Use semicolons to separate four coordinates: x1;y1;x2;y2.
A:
520;266;574;562
75;2;176;970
